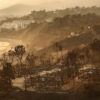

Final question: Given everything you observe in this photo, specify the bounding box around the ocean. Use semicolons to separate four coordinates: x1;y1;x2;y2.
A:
0;41;11;54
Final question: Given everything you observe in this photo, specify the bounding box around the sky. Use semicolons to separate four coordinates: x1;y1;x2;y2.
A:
0;0;100;9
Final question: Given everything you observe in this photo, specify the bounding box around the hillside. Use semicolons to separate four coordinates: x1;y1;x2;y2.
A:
0;4;34;17
0;9;100;53
14;14;100;51
0;6;100;18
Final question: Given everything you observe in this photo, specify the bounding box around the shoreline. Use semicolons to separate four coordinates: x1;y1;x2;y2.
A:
0;38;24;55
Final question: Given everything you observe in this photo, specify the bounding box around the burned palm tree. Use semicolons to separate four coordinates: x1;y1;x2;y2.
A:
54;42;63;64
65;49;79;78
25;53;36;76
26;54;36;67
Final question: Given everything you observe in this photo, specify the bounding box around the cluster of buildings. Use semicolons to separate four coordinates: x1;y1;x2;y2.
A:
0;19;35;31
0;18;54;32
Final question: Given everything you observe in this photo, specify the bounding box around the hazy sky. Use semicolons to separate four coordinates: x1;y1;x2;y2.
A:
0;0;100;9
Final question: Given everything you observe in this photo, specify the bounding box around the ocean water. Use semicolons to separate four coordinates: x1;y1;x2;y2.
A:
0;41;10;54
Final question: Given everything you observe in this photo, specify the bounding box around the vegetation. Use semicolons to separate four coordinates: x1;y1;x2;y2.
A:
0;62;15;93
0;6;100;100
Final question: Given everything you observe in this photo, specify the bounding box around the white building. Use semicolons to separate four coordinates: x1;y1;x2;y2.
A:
0;19;35;31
